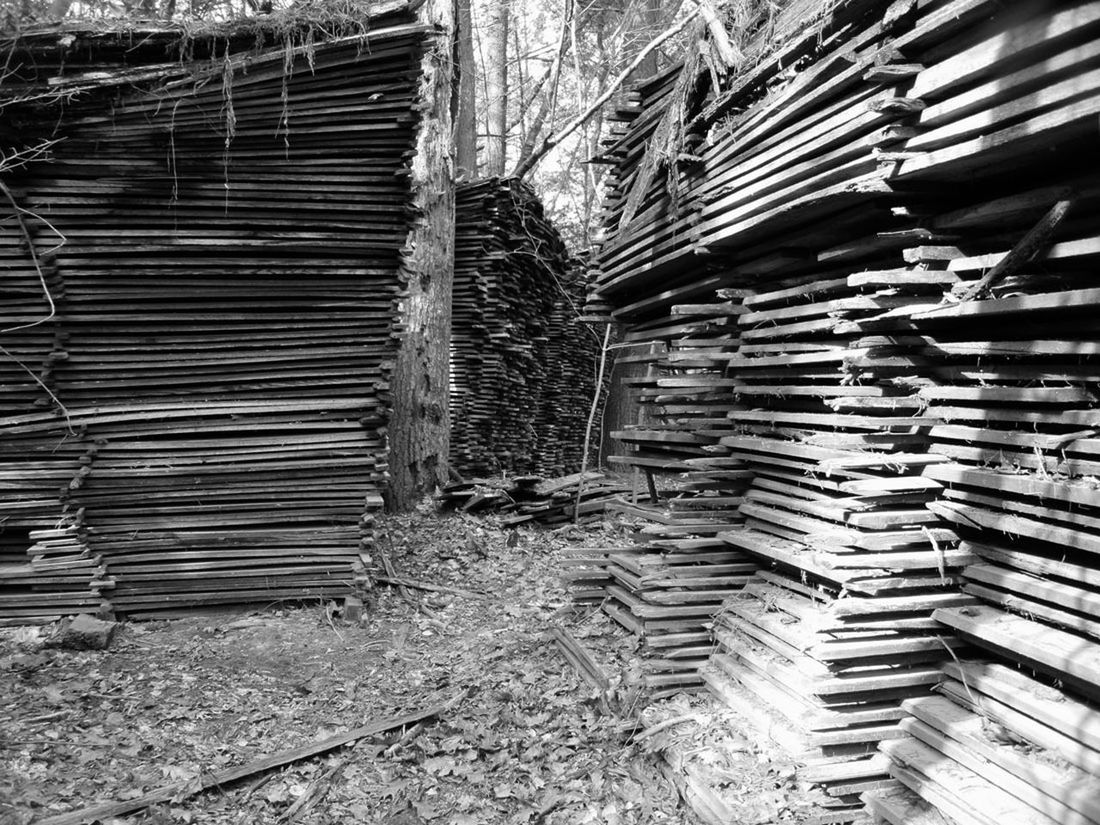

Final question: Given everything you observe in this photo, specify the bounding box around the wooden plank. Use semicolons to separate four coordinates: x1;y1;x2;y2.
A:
941;661;1100;756
934;605;1100;701
880;736;1063;825
902;696;1100;824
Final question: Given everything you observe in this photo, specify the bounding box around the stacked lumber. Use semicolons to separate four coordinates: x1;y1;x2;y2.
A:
694;248;980;819
588;0;1100;822
0;7;427;619
0;522;111;626
591;0;1100;322
587;297;756;691
869;664;1100;825
589;0;931;320
882;0;1100;187
845;3;1100;819
854;186;1100;822
450;179;598;477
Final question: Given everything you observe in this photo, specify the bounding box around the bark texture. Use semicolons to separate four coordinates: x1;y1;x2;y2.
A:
389;0;456;511
483;0;510;175
453;0;478;178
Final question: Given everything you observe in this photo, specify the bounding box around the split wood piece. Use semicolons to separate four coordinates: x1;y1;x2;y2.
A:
933;605;1100;703
373;576;488;600
550;626;611;694
956;197;1075;301
36;704;446;825
379;553;418;610
278;760;345;824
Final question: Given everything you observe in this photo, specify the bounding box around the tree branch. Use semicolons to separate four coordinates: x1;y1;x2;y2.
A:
514;0;573;169
511;3;702;179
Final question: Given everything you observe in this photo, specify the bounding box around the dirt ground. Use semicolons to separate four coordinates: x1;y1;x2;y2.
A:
1;507;827;825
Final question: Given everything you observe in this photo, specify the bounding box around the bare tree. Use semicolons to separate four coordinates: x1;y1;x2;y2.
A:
512;0;571;172
483;0;510;175
512;3;701;180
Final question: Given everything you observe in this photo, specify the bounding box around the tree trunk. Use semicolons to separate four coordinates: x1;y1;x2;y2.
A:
388;0;456;511
452;0;477;178
483;0;510;176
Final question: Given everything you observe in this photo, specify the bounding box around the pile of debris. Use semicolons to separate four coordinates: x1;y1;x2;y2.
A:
438;472;631;526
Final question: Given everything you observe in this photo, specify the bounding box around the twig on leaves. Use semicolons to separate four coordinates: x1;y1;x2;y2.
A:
35;704;447;825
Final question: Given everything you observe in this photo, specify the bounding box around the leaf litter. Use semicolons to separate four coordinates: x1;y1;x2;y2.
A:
0;507;704;825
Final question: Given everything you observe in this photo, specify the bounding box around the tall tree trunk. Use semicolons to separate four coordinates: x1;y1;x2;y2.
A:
483;0;510;176
452;0;477;178
388;0;457;510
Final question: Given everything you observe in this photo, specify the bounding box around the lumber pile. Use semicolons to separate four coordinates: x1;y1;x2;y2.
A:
450;179;599;477
588;0;927;321
698;255;976;818
584;296;755;692
0;426;110;624
588;0;1100;820
838;4;1100;819
856;177;1100;822
0;5;427;619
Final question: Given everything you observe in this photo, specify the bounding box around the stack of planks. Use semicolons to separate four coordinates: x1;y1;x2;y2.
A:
595;300;756;692
0;5;427;619
587;0;1100;821
854;187;1100;823
0;424;109;624
700;251;978;819
831;3;1100;821
449;178;598;478
587;0;936;321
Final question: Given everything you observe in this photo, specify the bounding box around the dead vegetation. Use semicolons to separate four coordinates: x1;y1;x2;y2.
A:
2;507;864;825
0;510;682;825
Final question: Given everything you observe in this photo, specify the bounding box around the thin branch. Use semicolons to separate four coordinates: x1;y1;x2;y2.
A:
513;0;572;170
512;3;701;179
574;323;612;522
0;178;57;334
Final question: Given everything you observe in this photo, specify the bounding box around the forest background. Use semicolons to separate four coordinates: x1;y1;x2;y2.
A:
2;0;694;249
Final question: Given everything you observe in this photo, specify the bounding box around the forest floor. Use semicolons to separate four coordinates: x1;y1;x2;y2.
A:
1;507;828;825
